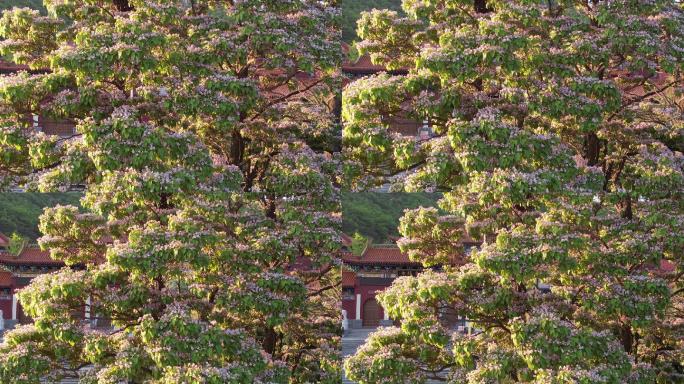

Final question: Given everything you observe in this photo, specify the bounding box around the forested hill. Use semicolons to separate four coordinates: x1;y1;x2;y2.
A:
0;193;81;240
341;0;403;42
342;192;441;243
0;1;45;13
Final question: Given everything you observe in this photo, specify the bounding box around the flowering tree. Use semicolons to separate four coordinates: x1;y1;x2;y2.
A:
343;0;684;382
0;0;342;382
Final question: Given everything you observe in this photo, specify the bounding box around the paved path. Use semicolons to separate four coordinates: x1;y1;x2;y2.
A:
342;327;447;384
342;327;377;384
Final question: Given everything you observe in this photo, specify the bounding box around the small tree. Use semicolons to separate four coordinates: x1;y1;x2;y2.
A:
7;232;27;257
350;231;369;256
344;0;684;382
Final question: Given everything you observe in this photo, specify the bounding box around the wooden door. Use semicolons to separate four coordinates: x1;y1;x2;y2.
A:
363;298;381;327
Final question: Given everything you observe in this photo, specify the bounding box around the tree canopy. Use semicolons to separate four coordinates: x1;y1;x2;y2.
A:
0;1;342;383
343;0;684;383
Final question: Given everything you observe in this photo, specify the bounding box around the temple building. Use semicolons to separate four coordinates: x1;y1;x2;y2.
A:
0;233;65;329
341;240;421;328
340;233;480;329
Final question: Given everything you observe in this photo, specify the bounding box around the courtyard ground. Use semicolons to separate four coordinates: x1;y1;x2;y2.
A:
342;327;446;383
342;327;377;384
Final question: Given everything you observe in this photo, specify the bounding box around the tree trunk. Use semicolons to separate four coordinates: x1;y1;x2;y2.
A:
584;132;600;166
474;0;490;13
620;325;633;354
159;193;173;209
263;327;278;355
230;129;244;165
617;194;633;220
112;0;134;12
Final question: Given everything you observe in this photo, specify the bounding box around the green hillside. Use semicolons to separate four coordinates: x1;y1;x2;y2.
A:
2;190;440;245
0;193;81;240
0;1;45;13
341;0;403;42
342;192;441;243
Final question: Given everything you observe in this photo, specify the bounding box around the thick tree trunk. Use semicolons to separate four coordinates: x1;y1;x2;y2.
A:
231;129;244;165
584;132;600;166
474;0;490;13
112;0;133;12
620;325;633;354
159;193;173;209
263;327;278;355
